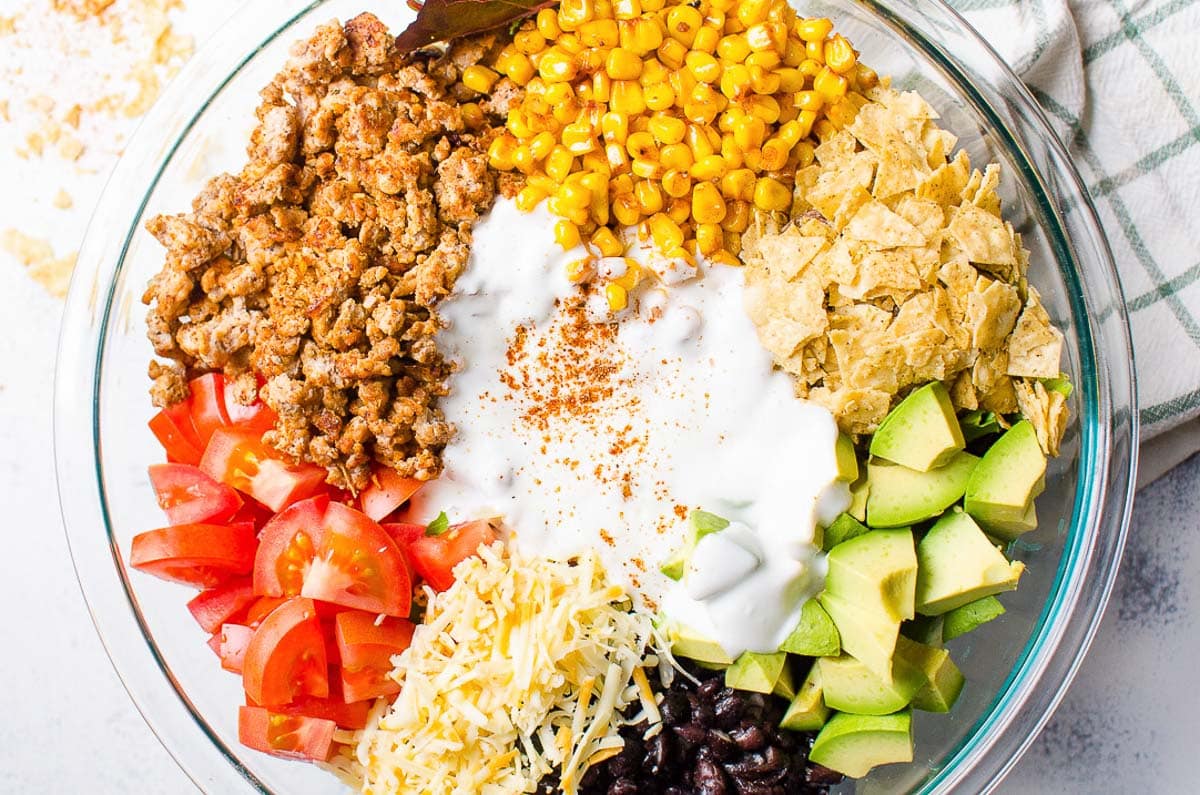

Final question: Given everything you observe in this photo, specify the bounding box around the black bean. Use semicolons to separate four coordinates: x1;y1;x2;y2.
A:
705;729;738;761
607;779;638;795
805;763;845;786
645;732;672;774
698;677;724;701
730;723;766;752
660;690;690;725
713;693;743;729
694;759;729;795
672;722;707;753
693;699;717;727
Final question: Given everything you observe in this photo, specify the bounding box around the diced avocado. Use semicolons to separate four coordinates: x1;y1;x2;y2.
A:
895;636;964;713
821;512;869;552
773;658;798;700
915;511;1025;615
669;623;734;666
1041;375;1073;397
825;528;917;622
866;451;979;528
818;591;900;682
780;665;831;732
780;598;841;657
901;615;944;648
870;383;965;471
809;710;914;779
659;510;732;581
836;433;860;482
943;595;1006;641
964;420;1046;538
726;651;788;695
818;654;925;715
848;475;869;522
958;409;1002;442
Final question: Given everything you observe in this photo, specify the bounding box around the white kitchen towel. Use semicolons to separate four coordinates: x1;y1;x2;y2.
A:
947;0;1200;483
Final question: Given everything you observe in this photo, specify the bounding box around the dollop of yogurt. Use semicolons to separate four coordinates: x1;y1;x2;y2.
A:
410;199;849;657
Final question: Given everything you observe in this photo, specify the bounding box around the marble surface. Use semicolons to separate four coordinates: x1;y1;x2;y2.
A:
0;3;1196;793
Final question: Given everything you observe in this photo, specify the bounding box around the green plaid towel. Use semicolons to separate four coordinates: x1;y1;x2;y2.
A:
949;0;1200;484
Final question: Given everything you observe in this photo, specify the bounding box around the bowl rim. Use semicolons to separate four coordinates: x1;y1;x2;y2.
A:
53;0;1138;792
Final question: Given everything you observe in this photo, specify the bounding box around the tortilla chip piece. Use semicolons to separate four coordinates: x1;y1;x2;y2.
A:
845;200;925;247
967;277;1021;350
950;369;979;411
947;203;1018;267
893;195;945;240
916;150;971;207
1007;299;1064;378
743;271;827;360
1015;378;1069;456
743;225;828;282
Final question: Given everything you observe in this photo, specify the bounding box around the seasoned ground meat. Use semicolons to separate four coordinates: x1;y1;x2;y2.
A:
143;14;515;490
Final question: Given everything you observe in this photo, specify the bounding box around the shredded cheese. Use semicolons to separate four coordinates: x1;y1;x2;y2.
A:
352;544;656;794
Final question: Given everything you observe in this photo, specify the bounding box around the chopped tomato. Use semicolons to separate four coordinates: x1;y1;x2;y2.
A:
381;522;426;549
206;632;223;657
407;519;498;591
217;623;255;673
130;522;256;588
246;691;372;731
339;665;400;704
149;463;243;526
200;427;326;512
254;498;411;617
242;597;329;706
238;706;335;762
245;595;290;627
223;377;277;434
359;468;424;522
148;406;203;466
229;500;275;531
187;578;256;634
188;373;232;446
334;611;414;702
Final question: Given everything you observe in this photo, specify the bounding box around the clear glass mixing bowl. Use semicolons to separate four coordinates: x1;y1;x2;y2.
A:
54;0;1137;792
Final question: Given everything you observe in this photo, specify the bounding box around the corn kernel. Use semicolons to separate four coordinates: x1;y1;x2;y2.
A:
813;66;848;100
824;98;859;129
544;81;576;107
689;154;728;180
546;146;575;181
760;137;790;170
753;176;791;211
854;63;879;90
641;0;665;12
601;111;629;144
634;179;665;213
648;212;684;250
648;114;687;144
783;37;805;67
719;63;752;99
555;219;582;249
748;64;781;94
746;94;781;124
721;199;751;232
657;36;689;69
538;49;579;82
693;25;721;54
514;30;546;54
605;141;631;172
626;130;658;160
745;21;787;53
661;169;692;198
461;64;500;94
590;227;625;257
814;118;836;139
824;34;857;74
631;158;662;179
499;51;535;84
610;80;647;114
487;134;519;170
558;0;595;31
794;90;824;112
660;143;694;171
685;50;722;84
686;123;716;157
666;4;704;46
796;16;833;42
460;101;485;129
720;133;744;168
566;258;592;282
612;0;641;19
621;18;664;55
736;0;772;27
691;181;727;224
563;122;598;154
516;185;548;212
798;57;823;78
684;83;724;124
695;222;723;255
605;282;629;312
644;82;676;111
556;182;593;211
741;146;762;170
717;33;751;63
667;68;697;105
537;8;562;38
709;249;741;267
611;173;635;195
732;115;767;149
745;50;781;70
667;195;691;224
613;193;642;225
606;47;643;80
794;139;815;168
805;38;825;62
774;66;805;92
581;19;620;47
720;168;756;200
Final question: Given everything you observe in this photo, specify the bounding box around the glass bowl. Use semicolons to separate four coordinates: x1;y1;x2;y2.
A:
54;0;1137;792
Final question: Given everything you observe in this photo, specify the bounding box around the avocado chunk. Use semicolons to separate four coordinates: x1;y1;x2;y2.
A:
943;595;1006;641
836;433;860;482
818;654;925;715
866;451;979;528
659;510;731;581
959;409;1002;442
818;591;900;682
809;710;914;779
869;383;965;471
821;512;869;552
668;623;734;666
725;651;789;695
780;664;831;731
895;636;964;713
825;528;918;622
915;511;1025;615
901;614;945;648
780;598;841;657
964;420;1046;538
848;476;869;522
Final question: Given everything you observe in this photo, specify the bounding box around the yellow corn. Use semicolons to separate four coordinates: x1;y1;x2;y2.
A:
511;144;535;174
798;57;823;78
621;18;664;55
735;0;772;27
773;119;803;147
695;222;723;255
601;111;629;144
719;63;752;99
746;94;781;123
686;123;716;157
689;154;728;180
516;185;547;212
660;143;694;172
745;21;786;53
487;134;519;170
639;57;670;86
612;0;641;19
721;199;750;232
461;65;500;94
720;168;756;200
666;4;704;46
565;258;592;282
631;158;662;179
854;63;879;90
824;34;857;74
685;50;722;83
546;146;575;181
733;115;767;149
657;37;689;69
612;192;642;225
794;90;824;112
555;219;582;249
813;66;848;100
610;80;647;114
591;226;624;256
605;282;629;312
556;182;593;211
684;83;724;124
720;132;745;168
634;179;665;213
753;176;791;211
498;50;535;84
775;67;805;92
760;137;790;170
558;0;594;30
814;118;836;138
514;30;546;54
539;48;579;82
796;16;833;42
641;0;665;10
460;101;485;129
717;33;751;62
667;195;691;223
545;81;575;107
626;130;659;160
606;141;631;171
648;212;685;250
606;47;644;80
748;64;781;94
709;249;741;267
693;25;721;54
794;139;815;168
824;98;859;129
580;18;620;47
745;50;781;70
783;37;805;67
644;82;676;111
805;38;824;62
691;181;727;224
537;8;562;38
611;260;643;290
648;114;687;144
562;122;597;154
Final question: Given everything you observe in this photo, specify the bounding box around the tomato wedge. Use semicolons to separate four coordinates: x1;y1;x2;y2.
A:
334;611;414;701
254;499;411;617
359;468;424;522
130;522;256;588
187;578;256;634
246;691;372;731
217;623;255;673
243;597;329;705
223;376;277;434
149;463;243;526
200;427;326;512
188;373;231;447
148;404;204;466
381;522;426;549
407;519;498;592
238;706;335;762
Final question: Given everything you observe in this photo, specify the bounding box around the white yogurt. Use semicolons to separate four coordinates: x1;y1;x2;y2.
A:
410;199;849;656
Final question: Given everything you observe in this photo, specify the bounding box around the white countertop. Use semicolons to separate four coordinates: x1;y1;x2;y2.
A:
0;2;1195;793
